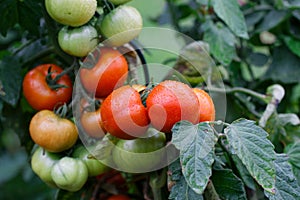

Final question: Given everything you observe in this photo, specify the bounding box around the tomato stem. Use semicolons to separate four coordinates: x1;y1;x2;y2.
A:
45;63;75;90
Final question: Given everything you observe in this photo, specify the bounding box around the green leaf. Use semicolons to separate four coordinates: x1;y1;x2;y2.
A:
211;0;248;39
264;46;300;84
0;0;42;36
203;21;236;65
283;36;300;58
211;169;247;200
256;10;288;33
285;142;300;169
0;56;22;106
224;118;276;193
169;175;203;200
171;121;217;194
264;154;300;200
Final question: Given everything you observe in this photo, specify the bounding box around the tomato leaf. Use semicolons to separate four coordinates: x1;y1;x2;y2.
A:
211;169;247;200
203;21;237;66
255;10;288;33
264;154;300;200
283;36;300;58
224;118;276;193
0;56;22;106
0;0;42;36
211;0;248;39
285;142;300;169
171;121;217;194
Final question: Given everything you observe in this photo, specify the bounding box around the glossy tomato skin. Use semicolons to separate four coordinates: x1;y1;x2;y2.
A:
29;110;78;152
112;128;166;173
107;194;131;200
58;25;98;57
23;64;72;111
193;88;216;122
80;47;128;98
31;147;61;187
101;85;149;139
72;145;110;177
45;0;97;27
99;5;143;47
146;80;200;133
51;157;88;192
80;108;106;139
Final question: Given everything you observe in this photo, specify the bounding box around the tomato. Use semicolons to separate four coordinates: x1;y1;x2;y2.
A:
22;64;72;111
80;108;106;139
29;110;78;152
146;80;200;133
45;0;97;27
193;88;216;122
99;5;143;47
51;157;88;192
107;194;131;200
101;85;149;139
58;25;98;57
109;0;132;5
72;145;110;176
112;128;166;173
31;147;61;187
80;47;128;98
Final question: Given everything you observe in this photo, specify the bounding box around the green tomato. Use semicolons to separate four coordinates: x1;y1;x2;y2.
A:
109;0;132;5
51;157;88;192
58;25;98;57
72;145;110;177
45;0;97;27
99;5;143;47
31;147;61;187
112;128;166;173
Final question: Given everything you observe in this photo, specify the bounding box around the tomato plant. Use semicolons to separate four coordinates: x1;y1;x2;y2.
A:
101;85;149;139
80;47;128;98
29;110;78;152
106;194;131;200
80;108;106;139
22;64;73;111
58;25;99;57
193;88;216;122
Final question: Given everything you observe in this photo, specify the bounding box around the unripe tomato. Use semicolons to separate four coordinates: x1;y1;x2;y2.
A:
31;147;61;187
45;0;97;27
193;88;216;122
58;25;98;57
112;128;166;173
22;64;73;111
109;0;132;5
101;85;149;139
51;157;88;192
80;108;106;139
80;47;128;98
29;110;78;152
146;80;200;133
107;194;131;200
72;145;110;176
99;5;143;47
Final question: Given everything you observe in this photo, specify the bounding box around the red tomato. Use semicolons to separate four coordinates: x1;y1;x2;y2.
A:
107;194;131;200
80;47;128;98
23;64;73;110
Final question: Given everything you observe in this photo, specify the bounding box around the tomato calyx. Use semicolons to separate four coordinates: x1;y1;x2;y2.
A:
45;65;73;90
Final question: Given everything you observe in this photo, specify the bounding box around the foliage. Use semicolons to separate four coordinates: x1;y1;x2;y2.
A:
0;0;300;199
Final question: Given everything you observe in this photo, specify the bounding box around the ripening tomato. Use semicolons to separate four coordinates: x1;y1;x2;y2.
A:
101;85;149;139
80;108;106;139
29;110;78;152
22;64;73;111
146;80;200;133
107;194;131;200
80;47;128;98
193;88;215;122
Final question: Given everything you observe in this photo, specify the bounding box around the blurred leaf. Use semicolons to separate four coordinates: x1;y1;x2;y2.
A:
256;10;288;33
0;56;22;106
285;142;300;169
55;189;83;200
277;114;300;126
172;121;217;194
264;46;300;83
211;169;247;200
247;52;269;67
264;154;300;200
245;11;266;30
225;119;276;193
0;0;42;36
211;0;249;39
203;21;236;65
283;35;300;58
